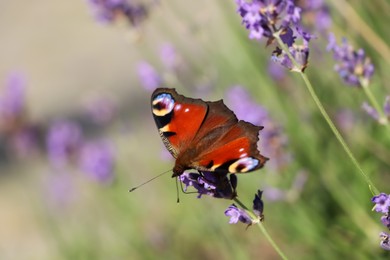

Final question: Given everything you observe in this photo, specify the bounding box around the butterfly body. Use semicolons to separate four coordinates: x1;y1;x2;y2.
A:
151;88;268;177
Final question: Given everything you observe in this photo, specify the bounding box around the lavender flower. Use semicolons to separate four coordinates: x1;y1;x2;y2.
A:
362;97;390;124
362;102;379;121
335;109;357;134
226;86;268;126
380;232;390;251
381;215;390;229
83;95;117;125
370;193;390;250
46;120;83;167
179;171;237;199
235;0;301;42
253;190;264;218
372;193;390;214
268;59;286;81
87;0;148;26
384;96;390;117
327;33;374;87
297;0;332;33
79;140;115;183
271;34;310;72
137;62;162;91
224;204;252;224
235;0;311;72
0;72;26;133
226;86;290;170
8;127;38;158
45;171;75;209
159;43;178;70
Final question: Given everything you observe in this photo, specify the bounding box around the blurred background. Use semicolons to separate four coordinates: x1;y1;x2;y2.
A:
0;0;389;259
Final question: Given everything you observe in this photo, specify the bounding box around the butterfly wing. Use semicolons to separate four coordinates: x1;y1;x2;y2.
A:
181;99;268;174
151;88;207;158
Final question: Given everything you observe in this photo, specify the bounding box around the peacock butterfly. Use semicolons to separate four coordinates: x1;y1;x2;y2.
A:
151;88;268;178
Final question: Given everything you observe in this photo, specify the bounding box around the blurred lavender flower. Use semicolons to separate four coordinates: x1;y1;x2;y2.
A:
335;109;357;134
361;96;390;124
83;95;117;125
372;193;390;214
87;0;148;26
80;141;115;183
159;43;178;70
384;96;390;117
263;187;287;201
226;86;290;170
79;140;115;183
0;72;26;134
327;33;374;87
137;61;162;91
380;232;390;251
45;171;75;209
8;127;39;158
226;86;268;126
46;120;83;167
264;171;307;202
362;102;379;121
179;171;237;199
224;204;252;225
297;0;332;33
268;59;286;81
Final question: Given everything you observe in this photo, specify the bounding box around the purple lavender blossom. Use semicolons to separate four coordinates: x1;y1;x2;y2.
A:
381;215;390;229
179;171;237;199
8;127;38;158
268;59;286;81
272;38;310;72
226;86;290;170
0;72;26;133
263;187;287;201
327;33;374;87
45;171;75;209
79;140;115;183
335;109;357;134
362;102;379;121
46;120;83;167
361;97;390;124
137;62;162;91
225;86;268;126
159;43;178;70
384;96;390;118
224;204;252;225
380;232;390;250
253;190;264;218
235;0;302;42
372;193;390;214
297;0;332;33
83;95;117;125
87;0;148;26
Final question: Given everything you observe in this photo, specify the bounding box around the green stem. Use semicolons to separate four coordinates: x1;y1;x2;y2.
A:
272;32;379;196
255;221;288;260
360;79;389;126
233;198;289;260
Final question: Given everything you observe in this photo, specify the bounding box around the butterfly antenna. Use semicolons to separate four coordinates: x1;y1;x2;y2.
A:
175;177;180;203
129;169;171;192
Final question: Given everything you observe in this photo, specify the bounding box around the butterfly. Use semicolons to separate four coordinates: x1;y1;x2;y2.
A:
151;88;268;178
